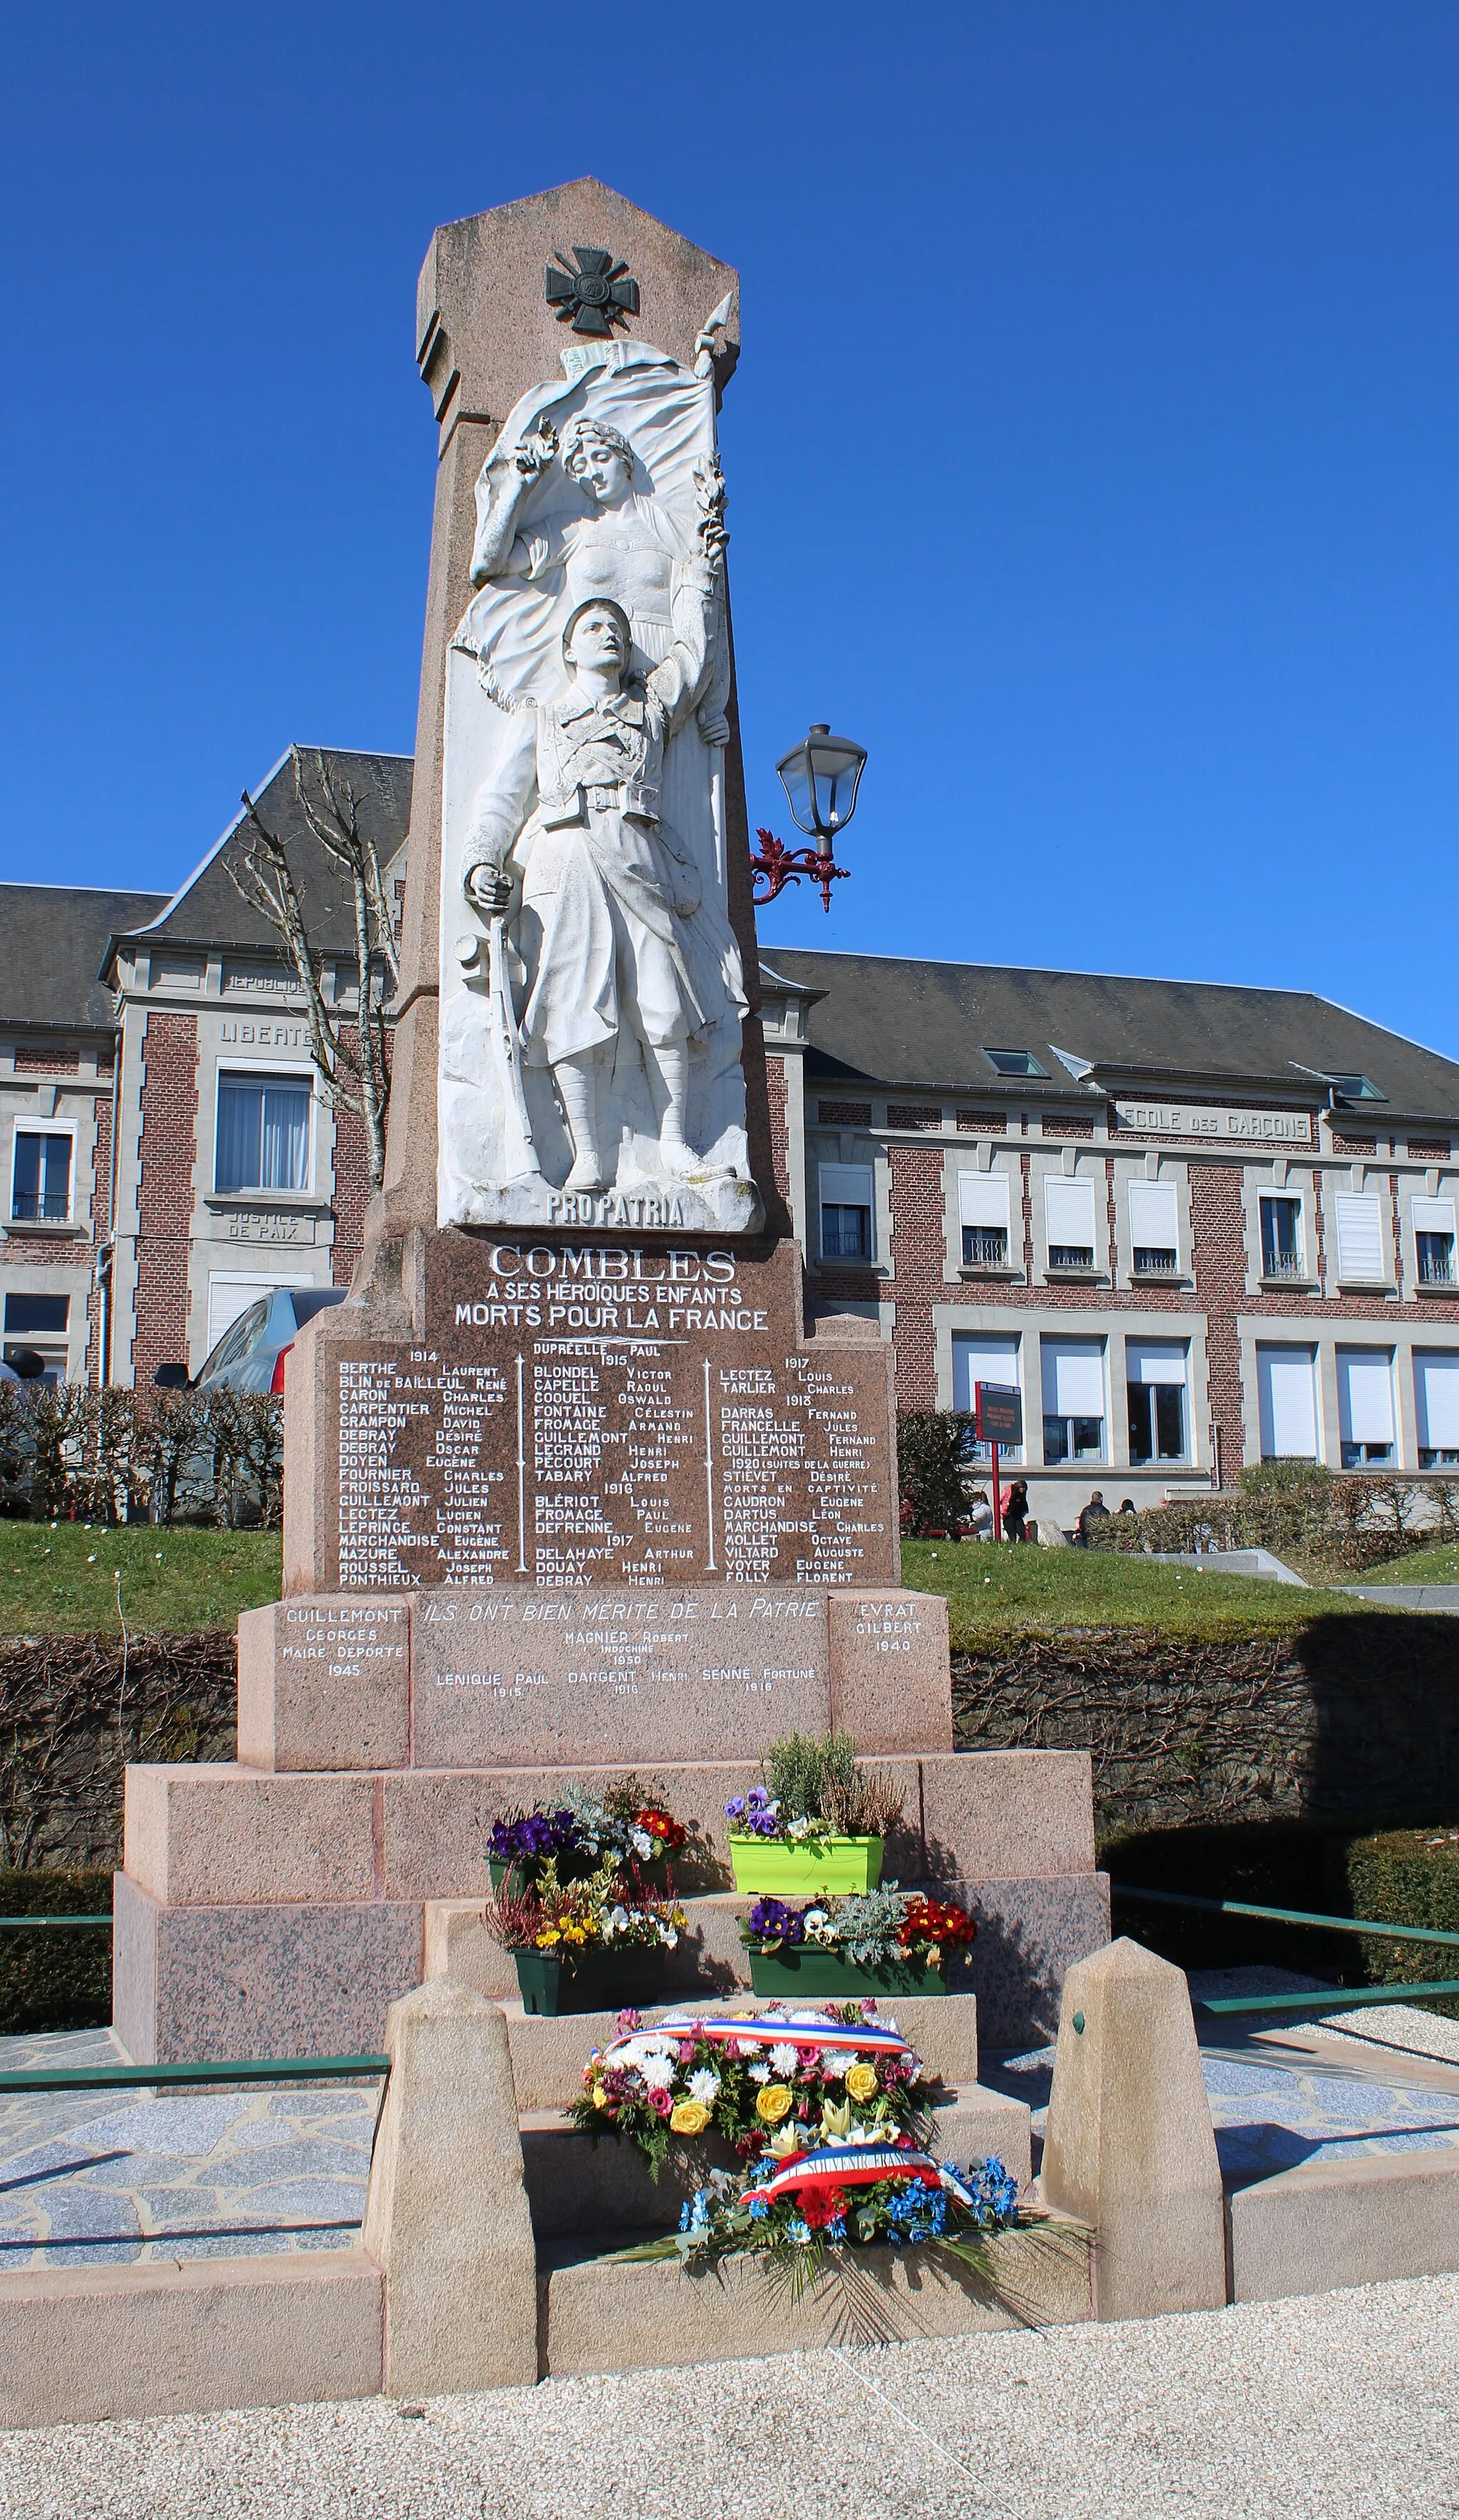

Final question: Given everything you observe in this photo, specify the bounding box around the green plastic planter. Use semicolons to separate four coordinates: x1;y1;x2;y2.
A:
725;1836;883;1895
742;1943;947;1999
511;1945;667;2017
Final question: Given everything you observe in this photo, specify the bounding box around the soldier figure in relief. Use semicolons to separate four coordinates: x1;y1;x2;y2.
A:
461;561;724;1194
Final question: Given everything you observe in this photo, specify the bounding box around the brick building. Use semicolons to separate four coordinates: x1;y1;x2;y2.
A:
5;750;1458;1531
759;949;1459;1526
0;748;410;1389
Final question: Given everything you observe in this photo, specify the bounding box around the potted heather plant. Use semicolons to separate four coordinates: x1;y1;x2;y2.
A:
724;1732;903;1895
484;1858;688;2016
739;1887;976;1998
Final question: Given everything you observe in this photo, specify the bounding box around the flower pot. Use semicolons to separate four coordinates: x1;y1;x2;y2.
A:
725;1835;883;1895
511;1944;668;2017
742;1943;947;1999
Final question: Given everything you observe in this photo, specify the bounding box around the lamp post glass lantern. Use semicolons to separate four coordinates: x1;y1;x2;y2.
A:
752;724;867;912
777;724;867;839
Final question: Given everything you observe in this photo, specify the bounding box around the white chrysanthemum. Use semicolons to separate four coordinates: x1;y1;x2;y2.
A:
631;1829;654;1859
821;2058;845;2082
637;2051;677;2093
687;2068;720;2103
748;2062;772;2084
769;2043;799;2076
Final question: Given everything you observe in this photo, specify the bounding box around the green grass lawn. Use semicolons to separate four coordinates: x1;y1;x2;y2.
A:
1351;1539;1459;1587
900;1535;1398;1645
0;1522;283;1635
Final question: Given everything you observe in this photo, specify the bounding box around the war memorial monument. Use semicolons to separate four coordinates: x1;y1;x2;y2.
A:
110;179;1104;2064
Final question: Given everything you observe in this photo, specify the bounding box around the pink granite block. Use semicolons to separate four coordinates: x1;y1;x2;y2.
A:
238;1595;410;1772
123;1764;378;1906
918;1750;1096;1882
409;1586;832;1770
826;1588;953;1754
112;1870;423;2065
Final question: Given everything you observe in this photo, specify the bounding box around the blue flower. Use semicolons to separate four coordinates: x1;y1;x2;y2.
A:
725;1795;747;1820
749;2198;770;2220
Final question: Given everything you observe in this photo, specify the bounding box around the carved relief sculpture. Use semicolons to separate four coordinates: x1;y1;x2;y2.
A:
439;299;763;1232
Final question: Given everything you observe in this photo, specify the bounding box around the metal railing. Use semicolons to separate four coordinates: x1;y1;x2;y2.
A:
1113;1881;1459;2016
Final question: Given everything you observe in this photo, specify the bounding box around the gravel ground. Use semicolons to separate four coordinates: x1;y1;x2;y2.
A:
3;2273;1458;2520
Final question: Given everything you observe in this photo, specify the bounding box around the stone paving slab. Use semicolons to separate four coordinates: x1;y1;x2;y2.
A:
0;2031;380;2269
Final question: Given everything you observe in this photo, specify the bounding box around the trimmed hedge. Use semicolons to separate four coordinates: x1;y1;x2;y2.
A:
1345;1832;1459;2015
0;1867;112;2036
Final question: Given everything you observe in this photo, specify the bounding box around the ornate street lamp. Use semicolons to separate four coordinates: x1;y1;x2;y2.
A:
750;723;867;912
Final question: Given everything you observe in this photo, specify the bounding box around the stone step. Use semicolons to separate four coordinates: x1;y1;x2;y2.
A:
519;2079;1032;2237
537;2205;1091;2375
494;1987;982;2110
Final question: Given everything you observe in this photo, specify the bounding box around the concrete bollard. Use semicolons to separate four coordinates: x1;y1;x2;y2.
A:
1039;1936;1227;2321
363;1979;538;2395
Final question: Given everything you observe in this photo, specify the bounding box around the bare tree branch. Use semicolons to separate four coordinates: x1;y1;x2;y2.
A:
219;746;396;1187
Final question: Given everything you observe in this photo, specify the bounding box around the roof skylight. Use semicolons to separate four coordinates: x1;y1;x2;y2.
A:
983;1047;1049;1078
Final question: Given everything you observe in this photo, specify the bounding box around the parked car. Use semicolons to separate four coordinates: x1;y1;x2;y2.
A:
153;1286;348;1397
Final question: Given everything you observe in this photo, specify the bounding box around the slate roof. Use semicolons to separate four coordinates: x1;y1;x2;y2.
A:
106;747;414;966
759;949;1459;1125
0;885;169;1032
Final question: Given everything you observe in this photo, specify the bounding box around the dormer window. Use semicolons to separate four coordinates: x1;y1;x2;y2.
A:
983;1048;1047;1079
1326;1073;1385;1103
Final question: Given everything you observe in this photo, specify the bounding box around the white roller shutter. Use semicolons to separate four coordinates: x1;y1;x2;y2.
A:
1336;1348;1395;1445
1257;1345;1319;1459
1413;1196;1457;1236
1416;1353;1459;1452
1044;1176;1097;1251
1126;1340;1188;1386
1041;1337;1106;1420
957;1171;1012;1231
1334;1192;1384;1282
819;1162;873;1209
1128;1180;1179;1251
952;1331;1020;1415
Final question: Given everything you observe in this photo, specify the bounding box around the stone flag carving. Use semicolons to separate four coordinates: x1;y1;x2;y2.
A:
439;308;764;1235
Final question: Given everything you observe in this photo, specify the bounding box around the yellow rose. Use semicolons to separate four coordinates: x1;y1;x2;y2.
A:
845;2062;878;2103
756;2083;794;2124
670;2099;712;2136
592;2083;609;2110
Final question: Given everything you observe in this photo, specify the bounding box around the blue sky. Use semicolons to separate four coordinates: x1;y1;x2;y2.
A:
3;4;1457;1060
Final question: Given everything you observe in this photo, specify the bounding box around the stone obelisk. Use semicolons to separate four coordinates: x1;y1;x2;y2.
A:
110;182;1105;2065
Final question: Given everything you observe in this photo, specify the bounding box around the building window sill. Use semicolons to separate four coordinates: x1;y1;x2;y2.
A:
958;1263;1024;1281
1415;1279;1459;1297
3;1217;85;1239
204;1192;328;1212
1258;1274;1317;1291
1129;1267;1189;1286
1334;1279;1394;1294
1044;1265;1106;1282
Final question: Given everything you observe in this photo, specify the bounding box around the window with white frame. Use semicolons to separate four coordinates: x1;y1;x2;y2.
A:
1128;1180;1179;1276
1413;1196;1458;1289
952;1331;1023;1460
1257;1343;1319;1461
1044;1175;1098;1271
1041;1336;1106;1463
1259;1194;1306;1280
1415;1352;1459;1468
1336;1347;1396;1467
214;1073;311;1195
1333;1192;1386;1284
818;1162;873;1263
957;1170;1012;1269
10;1130;72;1224
1126;1340;1189;1464
3;1291;69;1383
